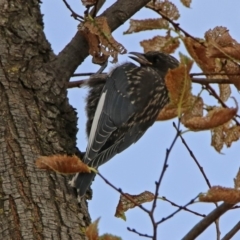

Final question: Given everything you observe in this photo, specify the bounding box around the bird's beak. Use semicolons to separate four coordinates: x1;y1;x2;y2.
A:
129;52;152;65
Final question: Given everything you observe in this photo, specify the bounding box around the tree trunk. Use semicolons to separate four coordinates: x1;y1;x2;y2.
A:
0;1;89;239
0;0;150;239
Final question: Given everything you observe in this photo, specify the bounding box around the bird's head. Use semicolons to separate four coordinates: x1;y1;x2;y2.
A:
129;51;179;73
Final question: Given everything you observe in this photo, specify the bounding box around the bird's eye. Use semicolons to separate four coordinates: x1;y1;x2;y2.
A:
153;56;160;63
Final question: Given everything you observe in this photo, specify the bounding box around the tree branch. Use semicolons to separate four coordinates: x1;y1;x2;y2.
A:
182;203;234;240
221;221;240;240
53;0;151;83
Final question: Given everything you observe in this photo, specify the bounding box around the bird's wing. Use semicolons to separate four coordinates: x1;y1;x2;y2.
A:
88;124;146;167
84;63;137;164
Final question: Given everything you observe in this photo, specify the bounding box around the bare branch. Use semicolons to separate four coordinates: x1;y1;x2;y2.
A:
127;228;153;239
161;196;206;217
192;78;231;84
190;73;240;77
62;0;84;21
156;195;199;225
68;73;107;88
68;80;86;88
97;172;149;214
54;0;151;84
175;128;212;189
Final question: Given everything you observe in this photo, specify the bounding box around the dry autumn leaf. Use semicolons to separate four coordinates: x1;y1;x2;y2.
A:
183;37;216;73
99;234;122;240
140;34;180;54
184;105;238;131
81;0;96;7
115;191;155;220
234;168;240;190
165;55;193;109
199;186;240;204
36;155;95;174
124;18;169;34
180;0;192;8
146;0;180;20
79;16;127;63
86;218;99;240
221;60;240;90
211;125;225;152
219;84;231;102
157;103;185;120
181;96;204;125
205;26;240;61
85;218;122;240
204;27;240;90
224;125;240;148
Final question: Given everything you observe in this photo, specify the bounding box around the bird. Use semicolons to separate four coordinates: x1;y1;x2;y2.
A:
71;51;179;197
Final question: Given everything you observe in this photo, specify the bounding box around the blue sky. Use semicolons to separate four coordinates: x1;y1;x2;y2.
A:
41;1;240;239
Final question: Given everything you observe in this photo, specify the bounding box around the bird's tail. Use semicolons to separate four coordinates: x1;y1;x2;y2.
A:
70;171;96;197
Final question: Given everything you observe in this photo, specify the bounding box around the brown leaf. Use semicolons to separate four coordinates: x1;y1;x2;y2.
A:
180;0;192;8
36;155;92;174
81;0;97;7
80;16;127;63
204;27;240;90
86;218;100;240
165;57;193;108
199;186;240;204
221;60;240;90
181;96;204;125
86;218;122;240
81;28;109;65
205;26;240;61
183;37;216;73
115;191;155;220
146;0;180;20
184;106;238;131
211;125;225;152
140;34;180;54
156;103;183;120
234;169;240;190
99;234;122;240
219;84;231;102
224;125;240;148
124;18;169;34
157;96;203;121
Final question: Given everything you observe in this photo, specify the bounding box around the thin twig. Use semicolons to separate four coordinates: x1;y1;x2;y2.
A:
156;195;199;225
174;125;222;239
149;120;181;239
97;172;149;214
62;0;84;21
204;84;240;125
192;78;231;84
68;73;107;88
68;80;85;88
127;228;153;239
175;128;211;189
72;72;97;77
161;196;205;217
151;120;181;212
148;8;201;45
190;73;240;77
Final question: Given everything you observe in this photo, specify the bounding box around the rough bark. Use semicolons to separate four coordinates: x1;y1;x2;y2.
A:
0;0;152;240
0;1;87;239
0;0;150;239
